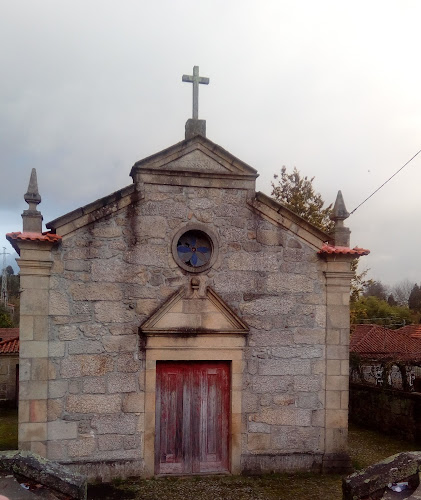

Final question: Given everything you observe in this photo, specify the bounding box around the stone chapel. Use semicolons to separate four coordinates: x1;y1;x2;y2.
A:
7;67;368;480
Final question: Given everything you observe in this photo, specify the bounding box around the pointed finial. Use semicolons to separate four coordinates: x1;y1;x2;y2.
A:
330;190;349;222
22;168;43;232
24;168;41;209
330;190;350;247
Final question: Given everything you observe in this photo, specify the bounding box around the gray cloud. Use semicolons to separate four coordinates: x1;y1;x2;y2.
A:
2;0;421;284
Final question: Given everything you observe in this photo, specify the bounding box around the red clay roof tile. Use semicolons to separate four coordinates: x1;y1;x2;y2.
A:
6;231;61;243
0;328;19;342
351;324;421;362
0;337;19;354
319;244;370;256
6;231;61;254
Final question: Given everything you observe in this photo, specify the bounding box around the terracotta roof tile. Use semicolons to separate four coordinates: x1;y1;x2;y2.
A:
0;328;19;342
319;244;370;256
350;324;377;349
6;231;61;243
0;337;19;354
397;325;421;337
6;231;61;255
351;324;421;362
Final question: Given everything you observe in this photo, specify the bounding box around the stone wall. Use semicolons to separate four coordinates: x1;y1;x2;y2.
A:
0;355;18;405
44;183;328;475
349;383;421;443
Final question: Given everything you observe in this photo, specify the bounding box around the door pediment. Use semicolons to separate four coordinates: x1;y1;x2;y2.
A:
140;286;248;335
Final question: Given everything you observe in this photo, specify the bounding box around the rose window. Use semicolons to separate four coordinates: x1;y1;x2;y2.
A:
177;230;212;268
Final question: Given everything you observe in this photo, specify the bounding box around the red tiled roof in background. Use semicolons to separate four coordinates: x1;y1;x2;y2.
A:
397;325;421;338
0;328;19;342
350;324;377;349
319;244;370;256
0;337;19;354
351;324;421;362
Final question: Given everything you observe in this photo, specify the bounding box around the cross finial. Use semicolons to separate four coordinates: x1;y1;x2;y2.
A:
182;66;209;120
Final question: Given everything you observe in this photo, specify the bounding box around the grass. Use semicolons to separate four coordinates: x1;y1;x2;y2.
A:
0;409;418;499
348;422;420;471
0;406;18;451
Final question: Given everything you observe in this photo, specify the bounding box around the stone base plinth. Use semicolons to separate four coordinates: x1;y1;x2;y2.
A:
322;452;353;474
241;453;323;475
185;119;206;139
66;458;144;482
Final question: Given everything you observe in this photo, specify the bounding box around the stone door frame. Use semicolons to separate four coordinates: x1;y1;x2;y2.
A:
143;334;245;476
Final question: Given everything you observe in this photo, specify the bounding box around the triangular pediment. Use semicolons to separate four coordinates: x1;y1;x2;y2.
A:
140;286;249;335
130;135;258;179
158;149;230;174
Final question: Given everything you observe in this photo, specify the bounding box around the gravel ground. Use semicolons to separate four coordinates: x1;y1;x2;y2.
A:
1;410;417;500
88;473;343;500
88;424;420;500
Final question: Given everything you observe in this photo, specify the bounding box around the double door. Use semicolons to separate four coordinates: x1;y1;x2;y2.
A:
155;361;230;475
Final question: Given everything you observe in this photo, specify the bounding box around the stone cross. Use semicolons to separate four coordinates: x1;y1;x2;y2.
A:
182;66;209;120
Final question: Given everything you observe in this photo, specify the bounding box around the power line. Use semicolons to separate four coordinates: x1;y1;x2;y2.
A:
350;148;421;215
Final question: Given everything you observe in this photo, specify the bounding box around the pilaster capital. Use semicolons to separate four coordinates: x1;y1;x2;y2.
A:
325;271;354;280
17;258;53;277
324;271;354;291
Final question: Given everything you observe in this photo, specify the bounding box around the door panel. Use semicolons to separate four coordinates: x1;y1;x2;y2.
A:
156;361;230;475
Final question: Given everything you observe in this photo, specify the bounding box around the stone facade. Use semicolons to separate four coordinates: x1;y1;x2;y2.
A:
7;134;366;480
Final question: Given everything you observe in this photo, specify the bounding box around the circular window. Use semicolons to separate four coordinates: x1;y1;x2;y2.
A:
172;225;218;273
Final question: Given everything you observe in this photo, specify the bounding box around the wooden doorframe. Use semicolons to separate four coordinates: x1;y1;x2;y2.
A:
143;333;245;477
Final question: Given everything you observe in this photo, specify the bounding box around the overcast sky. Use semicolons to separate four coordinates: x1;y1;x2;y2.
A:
1;0;421;287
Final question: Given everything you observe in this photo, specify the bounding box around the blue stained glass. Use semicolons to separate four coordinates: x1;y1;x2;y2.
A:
176;230;212;269
178;250;193;263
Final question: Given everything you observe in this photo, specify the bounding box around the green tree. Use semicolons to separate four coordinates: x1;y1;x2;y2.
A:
0;304;13;328
387;294;397;307
271;166;371;304
271;166;334;233
350;261;373;303
408;284;421;312
351;295;412;327
364;281;389;301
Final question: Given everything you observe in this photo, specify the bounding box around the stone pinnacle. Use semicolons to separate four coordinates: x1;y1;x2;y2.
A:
24;168;41;208
330;190;349;222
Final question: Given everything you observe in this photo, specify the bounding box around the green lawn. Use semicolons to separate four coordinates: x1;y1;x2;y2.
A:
0;409;418;500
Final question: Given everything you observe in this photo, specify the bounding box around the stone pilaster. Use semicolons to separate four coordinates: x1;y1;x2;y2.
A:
6;168;60;457
322;258;354;473
17;240;54;457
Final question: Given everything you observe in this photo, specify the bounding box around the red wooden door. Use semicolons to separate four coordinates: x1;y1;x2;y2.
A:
155;361;230;475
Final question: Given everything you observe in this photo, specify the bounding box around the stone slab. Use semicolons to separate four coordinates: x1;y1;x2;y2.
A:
0;451;86;499
0;473;38;499
343;452;421;500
